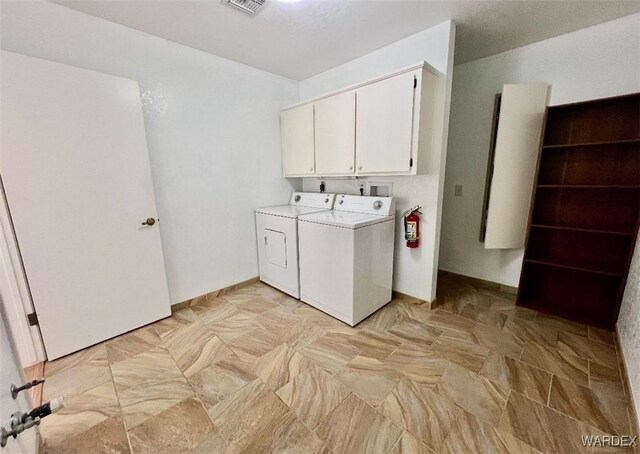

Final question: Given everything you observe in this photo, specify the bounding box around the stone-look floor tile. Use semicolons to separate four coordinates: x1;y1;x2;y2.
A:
225;293;281;314
162;319;233;376
471;323;524;359
378;377;459;451
435;363;508;426
253;343;313;390
549;375;630;435
45;343;107;376
239;412;325;454
255;308;301;338
299;333;360;374
153;308;198;339
441;411;542;454
347;328;402;360
294;304;346;328
388;317;442;346
277;364;351;430
224;324;285;363
285;320;326;351
190;432;229;454
197;297;241;325
205;309;262;343
520;342;589;386
421;310;476;342
105;326;161;364
498;390;606;454
589;326;616;345
384;343;449;385
458;304;507;329
40;381;120;447
480;352;552;405
110;346;183;393
434;294;467;316
118;376;194;430
502;318;558;348
43;416;130;454
536;313;589;337
335;355;402;406
395;300;433;324
358;301;407;331
188;355;256;410
390;431;434;454
590;361;626;398
317;394;403;454
557;331;619;369
44;344;111;400
128;398;215;453
429;337;490;373
209;378;290;452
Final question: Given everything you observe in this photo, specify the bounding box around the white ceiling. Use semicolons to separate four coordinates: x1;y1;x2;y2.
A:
51;0;640;81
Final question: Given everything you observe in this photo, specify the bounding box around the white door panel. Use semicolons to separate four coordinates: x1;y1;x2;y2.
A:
265;229;287;268
356;71;416;174
485;83;549;249
1;51;171;359
315;91;356;175
282;104;315;176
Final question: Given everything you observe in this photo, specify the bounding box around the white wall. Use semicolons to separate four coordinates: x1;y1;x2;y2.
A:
618;235;640;431
300;21;456;302
0;1;300;305
439;13;640;287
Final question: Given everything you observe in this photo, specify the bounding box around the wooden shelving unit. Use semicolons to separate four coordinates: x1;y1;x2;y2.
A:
518;93;640;329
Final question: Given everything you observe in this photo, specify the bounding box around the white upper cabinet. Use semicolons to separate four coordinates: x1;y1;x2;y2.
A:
356;71;417;175
282;103;315;176
281;62;439;177
315;91;356;175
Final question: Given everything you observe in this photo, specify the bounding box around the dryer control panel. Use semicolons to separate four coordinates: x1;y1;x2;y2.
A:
289;192;336;209
334;195;395;215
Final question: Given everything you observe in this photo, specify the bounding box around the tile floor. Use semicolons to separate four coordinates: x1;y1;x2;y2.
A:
39;272;638;453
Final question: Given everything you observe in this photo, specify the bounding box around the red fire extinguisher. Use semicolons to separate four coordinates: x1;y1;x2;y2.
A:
404;206;422;248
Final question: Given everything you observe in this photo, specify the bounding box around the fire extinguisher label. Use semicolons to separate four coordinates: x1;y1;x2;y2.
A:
406;221;418;240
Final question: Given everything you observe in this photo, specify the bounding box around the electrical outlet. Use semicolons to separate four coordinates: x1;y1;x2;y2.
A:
454;185;463;197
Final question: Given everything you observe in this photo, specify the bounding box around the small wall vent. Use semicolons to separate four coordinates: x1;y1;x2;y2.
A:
225;0;265;15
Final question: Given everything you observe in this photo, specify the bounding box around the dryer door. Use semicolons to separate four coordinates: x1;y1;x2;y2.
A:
255;213;300;298
265;229;287;268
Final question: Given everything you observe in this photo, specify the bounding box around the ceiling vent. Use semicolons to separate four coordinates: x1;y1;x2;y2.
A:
225;0;265;15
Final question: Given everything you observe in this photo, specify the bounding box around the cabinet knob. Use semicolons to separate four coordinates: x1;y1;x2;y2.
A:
310;167;314;172
358;165;363;171
349;166;353;171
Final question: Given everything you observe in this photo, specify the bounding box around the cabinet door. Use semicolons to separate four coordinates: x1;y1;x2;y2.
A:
356;71;416;174
282;104;315;176
315;91;356;175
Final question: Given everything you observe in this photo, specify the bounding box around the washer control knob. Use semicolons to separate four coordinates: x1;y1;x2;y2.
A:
339;199;344;204
373;200;383;210
324;198;329;203
294;195;301;202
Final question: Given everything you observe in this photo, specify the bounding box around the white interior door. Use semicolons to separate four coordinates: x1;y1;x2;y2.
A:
485;83;549;249
282;104;315;176
315;91;356;175
1;51;171;359
355;71;416;174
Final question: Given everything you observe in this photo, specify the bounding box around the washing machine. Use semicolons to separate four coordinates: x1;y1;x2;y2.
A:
298;194;396;326
255;192;336;298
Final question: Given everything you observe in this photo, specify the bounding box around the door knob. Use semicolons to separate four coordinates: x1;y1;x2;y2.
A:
141;218;156;226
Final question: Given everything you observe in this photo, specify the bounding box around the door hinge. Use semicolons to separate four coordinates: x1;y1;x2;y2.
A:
413;76;417;88
27;312;39;326
409;158;414;168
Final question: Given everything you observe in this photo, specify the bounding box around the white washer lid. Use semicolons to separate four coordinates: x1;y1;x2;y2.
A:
256;205;332;219
298;210;394;229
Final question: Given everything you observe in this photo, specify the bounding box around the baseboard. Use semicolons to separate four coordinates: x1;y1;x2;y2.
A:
438;269;518;295
171;276;260;313
23;361;44;407
615;328;640;437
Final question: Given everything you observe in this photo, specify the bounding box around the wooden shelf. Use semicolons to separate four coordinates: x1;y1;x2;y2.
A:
542;139;640;149
537;185;640;189
519;93;640;330
530;224;635;236
524;259;624;278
